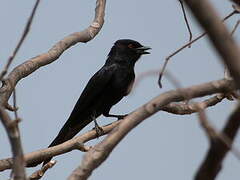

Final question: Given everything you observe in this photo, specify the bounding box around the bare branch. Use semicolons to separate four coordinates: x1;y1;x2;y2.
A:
67;79;235;180
195;104;240;180
183;0;240;89
0;1;106;179
178;0;193;46
1;80;234;173
28;160;56;180
231;20;240;35
158;10;237;88
0;92;230;171
0;107;26;180
0;120;121;171
13;89;20;120
0;0;106;107
0;0;41;80
0;79;235;177
162;94;225;115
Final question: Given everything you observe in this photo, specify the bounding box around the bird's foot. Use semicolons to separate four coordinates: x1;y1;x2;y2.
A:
93;118;104;138
94;125;104;138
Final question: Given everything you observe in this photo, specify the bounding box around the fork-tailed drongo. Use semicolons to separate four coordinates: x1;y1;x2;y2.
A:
42;39;150;165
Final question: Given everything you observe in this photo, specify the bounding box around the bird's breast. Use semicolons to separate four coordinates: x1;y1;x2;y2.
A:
125;79;134;95
111;68;135;97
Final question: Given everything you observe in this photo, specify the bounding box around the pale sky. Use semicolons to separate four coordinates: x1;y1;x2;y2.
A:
0;0;240;179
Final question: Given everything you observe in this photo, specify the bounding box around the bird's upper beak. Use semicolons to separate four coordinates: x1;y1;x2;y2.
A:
135;46;151;54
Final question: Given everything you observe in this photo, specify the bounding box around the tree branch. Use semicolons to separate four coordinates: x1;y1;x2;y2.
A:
0;1;106;179
0;0;41;81
0;107;26;180
178;0;193;46
0;0;106;107
183;0;240;89
67;79;235;180
0;79;235;175
0;93;229;172
161;94;225;115
158;9;238;88
0;120;121;171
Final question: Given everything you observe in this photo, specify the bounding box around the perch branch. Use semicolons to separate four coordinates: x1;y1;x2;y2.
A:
67;79;235;180
0;120;121;171
0;79;236;174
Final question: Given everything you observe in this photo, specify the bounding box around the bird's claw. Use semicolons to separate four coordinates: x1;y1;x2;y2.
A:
91;112;104;137
94;125;104;137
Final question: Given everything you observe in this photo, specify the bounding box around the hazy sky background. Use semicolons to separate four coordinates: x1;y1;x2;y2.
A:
1;0;240;179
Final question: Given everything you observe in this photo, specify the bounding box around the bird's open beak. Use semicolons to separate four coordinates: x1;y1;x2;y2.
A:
136;46;151;54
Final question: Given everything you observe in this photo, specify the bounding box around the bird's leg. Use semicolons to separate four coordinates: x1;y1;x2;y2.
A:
91;112;104;137
93;119;104;137
103;112;128;120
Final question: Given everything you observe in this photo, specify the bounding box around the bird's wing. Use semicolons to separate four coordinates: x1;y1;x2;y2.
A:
41;65;117;166
69;64;116;118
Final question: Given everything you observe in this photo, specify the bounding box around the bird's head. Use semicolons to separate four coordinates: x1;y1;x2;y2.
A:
107;39;151;64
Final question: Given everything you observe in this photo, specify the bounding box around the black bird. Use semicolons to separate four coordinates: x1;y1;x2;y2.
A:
43;39;150;165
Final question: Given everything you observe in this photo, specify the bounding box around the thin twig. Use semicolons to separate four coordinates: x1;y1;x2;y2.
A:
0;0;41;81
231;19;240;35
0;107;26;180
162;94;225;115
13;88;19;120
134;69;181;90
178;0;193;47
158;10;237;88
28;160;57;180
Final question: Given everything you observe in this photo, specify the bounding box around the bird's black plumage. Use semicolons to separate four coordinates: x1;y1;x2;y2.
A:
42;39;150;165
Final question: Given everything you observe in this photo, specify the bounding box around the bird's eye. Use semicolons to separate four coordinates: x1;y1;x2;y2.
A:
128;44;134;48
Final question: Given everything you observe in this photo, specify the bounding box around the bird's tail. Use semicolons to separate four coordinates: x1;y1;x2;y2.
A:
41;124;74;165
42;116;93;166
27;115;94;167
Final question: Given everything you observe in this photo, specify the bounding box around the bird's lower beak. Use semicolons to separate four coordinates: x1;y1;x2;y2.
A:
136;46;151;54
